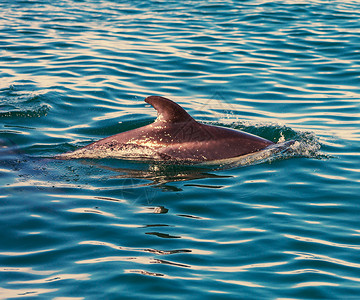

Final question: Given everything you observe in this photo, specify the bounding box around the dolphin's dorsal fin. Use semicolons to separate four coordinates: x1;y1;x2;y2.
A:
145;96;195;124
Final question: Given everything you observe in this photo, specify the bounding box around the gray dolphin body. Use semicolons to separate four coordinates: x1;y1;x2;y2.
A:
59;96;279;163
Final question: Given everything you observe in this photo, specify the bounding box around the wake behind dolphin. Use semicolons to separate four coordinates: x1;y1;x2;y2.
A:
58;96;295;164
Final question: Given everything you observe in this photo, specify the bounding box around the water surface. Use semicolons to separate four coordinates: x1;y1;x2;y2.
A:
1;0;360;299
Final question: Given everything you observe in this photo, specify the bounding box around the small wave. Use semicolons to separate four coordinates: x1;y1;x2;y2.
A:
203;121;324;167
0;84;51;118
58;143;164;161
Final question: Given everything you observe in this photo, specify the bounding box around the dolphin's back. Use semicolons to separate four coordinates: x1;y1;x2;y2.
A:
58;96;274;162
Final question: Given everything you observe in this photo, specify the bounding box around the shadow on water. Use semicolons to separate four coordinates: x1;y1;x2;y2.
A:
79;159;234;191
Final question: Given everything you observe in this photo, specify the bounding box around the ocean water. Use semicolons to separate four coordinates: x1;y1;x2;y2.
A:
1;0;360;299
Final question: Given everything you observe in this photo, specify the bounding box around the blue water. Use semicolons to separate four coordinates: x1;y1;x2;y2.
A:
1;0;360;299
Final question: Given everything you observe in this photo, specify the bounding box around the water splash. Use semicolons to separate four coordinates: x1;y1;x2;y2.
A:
0;84;51;118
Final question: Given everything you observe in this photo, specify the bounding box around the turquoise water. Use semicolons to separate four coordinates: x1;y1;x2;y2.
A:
1;0;360;299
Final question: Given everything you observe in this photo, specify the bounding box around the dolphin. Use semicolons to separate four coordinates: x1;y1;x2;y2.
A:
58;96;292;163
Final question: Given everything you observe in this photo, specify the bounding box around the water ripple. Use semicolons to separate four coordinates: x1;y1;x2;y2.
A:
1;0;360;299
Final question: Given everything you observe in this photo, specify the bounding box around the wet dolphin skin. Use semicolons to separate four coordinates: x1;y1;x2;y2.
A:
59;96;276;163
